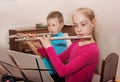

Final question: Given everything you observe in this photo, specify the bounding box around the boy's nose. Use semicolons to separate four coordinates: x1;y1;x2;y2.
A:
48;26;52;29
49;28;53;31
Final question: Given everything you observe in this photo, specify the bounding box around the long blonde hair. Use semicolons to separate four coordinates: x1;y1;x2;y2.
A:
76;8;95;21
75;7;96;41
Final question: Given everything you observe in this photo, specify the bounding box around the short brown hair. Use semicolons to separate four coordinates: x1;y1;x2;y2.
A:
47;11;64;23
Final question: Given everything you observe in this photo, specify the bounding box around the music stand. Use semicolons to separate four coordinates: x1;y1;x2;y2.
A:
0;48;54;82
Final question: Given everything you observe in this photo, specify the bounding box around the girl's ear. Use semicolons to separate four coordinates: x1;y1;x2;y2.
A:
92;18;96;28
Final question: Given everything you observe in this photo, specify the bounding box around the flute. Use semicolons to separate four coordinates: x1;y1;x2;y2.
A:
9;33;57;38
15;35;91;42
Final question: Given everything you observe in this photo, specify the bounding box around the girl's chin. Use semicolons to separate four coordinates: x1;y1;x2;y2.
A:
77;35;84;37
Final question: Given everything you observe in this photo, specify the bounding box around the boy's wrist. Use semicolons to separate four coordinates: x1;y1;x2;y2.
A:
32;42;42;48
26;41;31;45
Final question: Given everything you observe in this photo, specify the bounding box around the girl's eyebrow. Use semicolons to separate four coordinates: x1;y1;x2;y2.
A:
73;19;89;24
80;20;89;23
81;19;88;22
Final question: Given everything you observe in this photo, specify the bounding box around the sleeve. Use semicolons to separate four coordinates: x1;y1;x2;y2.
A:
58;43;73;62
58;41;77;62
52;39;67;55
45;45;99;77
37;47;48;57
54;40;67;46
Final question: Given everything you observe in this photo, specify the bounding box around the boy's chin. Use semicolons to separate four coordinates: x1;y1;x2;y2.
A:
49;31;54;33
51;31;59;34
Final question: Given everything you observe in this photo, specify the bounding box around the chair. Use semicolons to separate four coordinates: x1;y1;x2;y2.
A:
92;52;119;82
63;33;72;47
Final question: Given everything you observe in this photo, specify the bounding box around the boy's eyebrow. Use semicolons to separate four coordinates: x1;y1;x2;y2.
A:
73;23;77;25
72;23;77;27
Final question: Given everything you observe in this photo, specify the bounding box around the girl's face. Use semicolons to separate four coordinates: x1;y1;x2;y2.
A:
72;12;95;37
47;18;64;34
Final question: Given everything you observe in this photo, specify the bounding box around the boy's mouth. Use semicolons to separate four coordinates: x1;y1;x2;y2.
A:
49;31;54;33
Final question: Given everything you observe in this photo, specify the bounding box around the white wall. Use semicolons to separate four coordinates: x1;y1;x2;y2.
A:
0;0;120;79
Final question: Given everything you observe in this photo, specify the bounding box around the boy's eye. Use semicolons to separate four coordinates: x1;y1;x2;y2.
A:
73;24;78;28
52;24;56;26
47;25;50;27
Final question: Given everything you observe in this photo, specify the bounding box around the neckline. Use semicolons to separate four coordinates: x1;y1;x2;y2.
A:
78;41;95;47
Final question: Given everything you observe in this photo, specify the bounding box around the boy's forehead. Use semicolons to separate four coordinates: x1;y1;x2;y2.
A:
47;17;59;20
47;18;62;23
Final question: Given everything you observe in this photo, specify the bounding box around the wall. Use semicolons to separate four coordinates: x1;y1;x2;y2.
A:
0;0;120;79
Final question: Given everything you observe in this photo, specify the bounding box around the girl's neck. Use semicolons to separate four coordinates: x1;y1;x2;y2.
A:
78;37;95;46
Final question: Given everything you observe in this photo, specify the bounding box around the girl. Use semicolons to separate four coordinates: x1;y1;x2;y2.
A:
39;8;99;82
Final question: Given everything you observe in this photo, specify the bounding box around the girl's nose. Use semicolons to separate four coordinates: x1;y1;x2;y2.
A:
77;26;82;32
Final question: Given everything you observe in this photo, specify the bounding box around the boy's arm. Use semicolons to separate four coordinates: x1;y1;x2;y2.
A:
26;41;42;57
27;41;48;58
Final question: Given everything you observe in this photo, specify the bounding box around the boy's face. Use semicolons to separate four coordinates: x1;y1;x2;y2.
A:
72;12;95;37
47;18;64;34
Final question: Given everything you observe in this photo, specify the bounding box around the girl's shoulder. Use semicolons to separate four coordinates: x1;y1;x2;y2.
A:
72;40;79;43
68;40;79;47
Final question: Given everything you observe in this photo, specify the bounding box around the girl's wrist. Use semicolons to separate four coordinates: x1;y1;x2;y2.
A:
44;44;52;48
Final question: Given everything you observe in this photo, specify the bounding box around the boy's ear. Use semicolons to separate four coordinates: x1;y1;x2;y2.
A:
60;22;64;29
92;18;96;28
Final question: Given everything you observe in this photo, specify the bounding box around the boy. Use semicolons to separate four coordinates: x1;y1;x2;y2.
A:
27;11;67;82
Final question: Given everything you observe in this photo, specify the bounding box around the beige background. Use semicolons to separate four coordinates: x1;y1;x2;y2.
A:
0;0;120;79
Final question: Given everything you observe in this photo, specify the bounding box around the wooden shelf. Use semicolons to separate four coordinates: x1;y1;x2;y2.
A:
9;25;75;53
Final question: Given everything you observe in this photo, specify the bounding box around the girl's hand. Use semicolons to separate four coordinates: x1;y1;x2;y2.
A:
40;36;52;48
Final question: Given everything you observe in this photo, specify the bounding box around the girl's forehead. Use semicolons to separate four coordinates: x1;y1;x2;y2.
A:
73;13;89;22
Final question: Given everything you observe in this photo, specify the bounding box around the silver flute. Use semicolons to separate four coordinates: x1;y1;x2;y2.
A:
9;33;57;38
15;35;91;42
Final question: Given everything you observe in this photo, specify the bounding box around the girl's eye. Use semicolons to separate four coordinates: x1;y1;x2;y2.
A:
82;23;86;26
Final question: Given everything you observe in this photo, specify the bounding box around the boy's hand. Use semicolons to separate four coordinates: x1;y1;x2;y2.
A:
25;33;42;47
32;41;42;48
40;36;52;48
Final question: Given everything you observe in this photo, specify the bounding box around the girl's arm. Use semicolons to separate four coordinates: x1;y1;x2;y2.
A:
46;45;99;77
37;47;48;57
58;43;73;62
39;36;98;77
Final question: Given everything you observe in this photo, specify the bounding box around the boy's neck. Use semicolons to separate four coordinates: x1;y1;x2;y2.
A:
52;31;62;36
